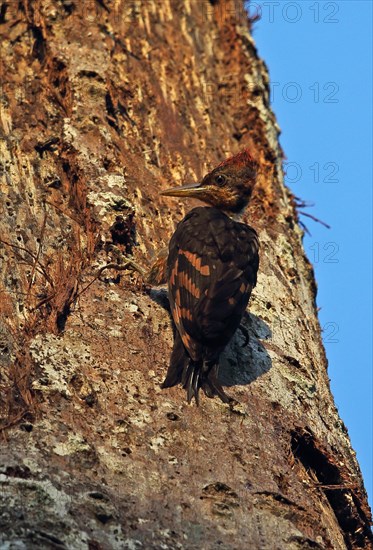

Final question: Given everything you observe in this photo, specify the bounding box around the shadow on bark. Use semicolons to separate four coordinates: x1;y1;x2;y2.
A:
220;312;272;387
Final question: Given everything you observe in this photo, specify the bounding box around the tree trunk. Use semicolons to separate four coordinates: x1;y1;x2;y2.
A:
0;1;371;549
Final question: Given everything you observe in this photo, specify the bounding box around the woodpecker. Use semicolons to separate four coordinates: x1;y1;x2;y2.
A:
160;150;259;404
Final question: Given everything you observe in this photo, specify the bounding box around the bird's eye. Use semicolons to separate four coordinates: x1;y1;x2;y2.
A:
215;174;226;185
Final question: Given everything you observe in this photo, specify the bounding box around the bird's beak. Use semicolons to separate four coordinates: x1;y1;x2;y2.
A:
160;182;207;199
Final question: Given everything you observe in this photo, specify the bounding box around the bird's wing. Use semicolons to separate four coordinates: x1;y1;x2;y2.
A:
195;215;259;345
146;247;168;285
167;207;259;361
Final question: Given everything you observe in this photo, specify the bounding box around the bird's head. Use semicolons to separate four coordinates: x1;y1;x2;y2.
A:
161;150;258;213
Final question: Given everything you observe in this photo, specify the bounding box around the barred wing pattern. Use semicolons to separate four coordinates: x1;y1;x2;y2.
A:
164;207;259;403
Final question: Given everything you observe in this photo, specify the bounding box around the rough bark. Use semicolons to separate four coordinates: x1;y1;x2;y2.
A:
0;1;371;549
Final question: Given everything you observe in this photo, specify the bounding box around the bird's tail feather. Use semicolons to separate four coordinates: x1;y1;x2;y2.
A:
161;332;203;404
181;361;233;405
161;332;189;389
162;334;233;405
181;361;202;405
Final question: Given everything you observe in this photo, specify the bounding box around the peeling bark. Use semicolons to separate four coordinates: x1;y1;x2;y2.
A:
0;1;371;549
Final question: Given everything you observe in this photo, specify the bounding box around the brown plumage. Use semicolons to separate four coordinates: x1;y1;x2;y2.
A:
161;150;259;404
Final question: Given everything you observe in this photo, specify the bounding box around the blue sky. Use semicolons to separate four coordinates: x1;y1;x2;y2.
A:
248;0;372;507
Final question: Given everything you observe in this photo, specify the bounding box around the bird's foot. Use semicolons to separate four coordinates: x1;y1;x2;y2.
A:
202;364;234;404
